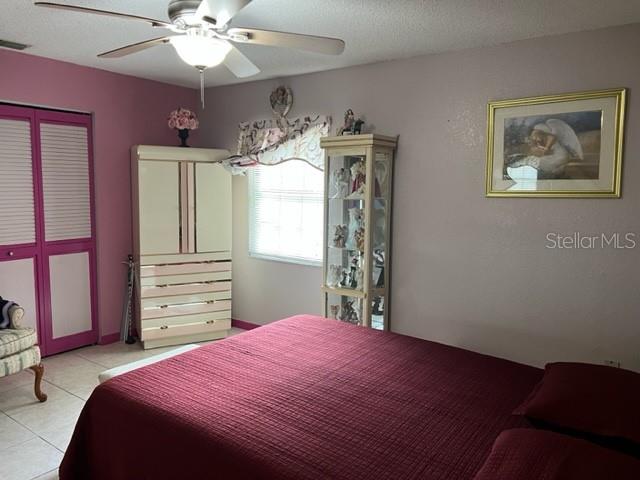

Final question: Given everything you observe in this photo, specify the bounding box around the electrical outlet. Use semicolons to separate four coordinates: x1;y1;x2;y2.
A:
604;360;621;368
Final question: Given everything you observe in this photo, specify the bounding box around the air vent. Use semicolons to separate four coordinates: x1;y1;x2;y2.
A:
0;39;30;51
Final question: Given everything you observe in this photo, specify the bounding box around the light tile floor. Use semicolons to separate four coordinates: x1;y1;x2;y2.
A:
0;328;245;480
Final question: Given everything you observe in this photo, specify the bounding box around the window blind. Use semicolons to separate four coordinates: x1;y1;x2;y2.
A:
0;118;35;245
248;161;323;265
40;123;91;241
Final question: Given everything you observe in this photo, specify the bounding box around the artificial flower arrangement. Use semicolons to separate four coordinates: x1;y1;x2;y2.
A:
168;107;199;147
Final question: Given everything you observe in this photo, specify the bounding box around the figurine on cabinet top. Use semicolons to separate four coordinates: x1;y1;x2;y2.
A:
337;109;365;136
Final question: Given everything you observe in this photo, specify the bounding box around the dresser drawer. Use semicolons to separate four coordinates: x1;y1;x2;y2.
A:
140;261;231;277
141;291;231;309
141;300;232;320
141;281;231;298
141;310;231;329
140;251;231;265
141;318;231;341
140;270;231;286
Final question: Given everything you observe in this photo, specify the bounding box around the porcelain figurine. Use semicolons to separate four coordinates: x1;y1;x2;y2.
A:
348;160;366;198
354;227;365;252
339;299;360;325
337;109;355;135
337;109;365;136
331;167;351;198
331;224;348;248
327;264;343;288
346;207;364;249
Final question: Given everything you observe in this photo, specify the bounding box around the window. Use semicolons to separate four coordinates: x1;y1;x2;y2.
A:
248;161;324;265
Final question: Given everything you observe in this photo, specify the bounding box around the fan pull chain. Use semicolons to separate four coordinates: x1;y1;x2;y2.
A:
199;68;206;109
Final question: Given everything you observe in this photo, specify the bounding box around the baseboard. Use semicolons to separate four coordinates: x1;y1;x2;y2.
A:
232;319;261;330
98;332;120;345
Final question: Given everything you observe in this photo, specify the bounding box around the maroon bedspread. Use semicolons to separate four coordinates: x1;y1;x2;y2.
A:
60;315;541;479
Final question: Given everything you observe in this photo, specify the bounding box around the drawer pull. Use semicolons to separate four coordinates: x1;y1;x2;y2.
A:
160;325;168;330
206;320;215;325
7;251;14;257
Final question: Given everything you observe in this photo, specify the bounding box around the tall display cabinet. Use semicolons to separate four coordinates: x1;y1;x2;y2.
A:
131;145;232;349
320;134;397;330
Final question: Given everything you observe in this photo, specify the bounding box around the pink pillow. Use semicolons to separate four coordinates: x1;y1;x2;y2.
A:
514;362;640;445
474;429;640;480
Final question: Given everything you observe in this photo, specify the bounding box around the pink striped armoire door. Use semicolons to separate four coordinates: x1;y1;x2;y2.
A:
0;105;98;356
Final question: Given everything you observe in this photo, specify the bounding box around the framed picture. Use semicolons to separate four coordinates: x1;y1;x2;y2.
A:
486;88;626;197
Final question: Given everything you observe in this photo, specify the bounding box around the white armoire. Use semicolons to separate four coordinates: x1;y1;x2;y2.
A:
131;145;232;349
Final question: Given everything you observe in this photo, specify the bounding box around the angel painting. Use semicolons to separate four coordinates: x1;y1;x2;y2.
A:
503;111;602;182
487;89;625;197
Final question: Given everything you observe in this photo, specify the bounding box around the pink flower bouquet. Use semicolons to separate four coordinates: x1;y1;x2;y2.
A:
168;108;199;131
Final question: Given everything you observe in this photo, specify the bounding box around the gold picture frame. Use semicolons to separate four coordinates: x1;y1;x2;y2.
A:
485;88;626;198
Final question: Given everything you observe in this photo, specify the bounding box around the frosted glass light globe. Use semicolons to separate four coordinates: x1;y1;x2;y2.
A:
170;35;231;69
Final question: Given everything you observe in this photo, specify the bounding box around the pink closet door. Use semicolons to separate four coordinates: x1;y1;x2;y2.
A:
37;110;97;355
0;105;97;356
0;106;43;340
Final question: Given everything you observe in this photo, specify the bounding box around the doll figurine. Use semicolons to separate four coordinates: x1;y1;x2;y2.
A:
337;109;365;135
337;109;355;135
348;160;366;198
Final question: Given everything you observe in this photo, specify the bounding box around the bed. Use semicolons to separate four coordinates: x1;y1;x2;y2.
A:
60;315;541;479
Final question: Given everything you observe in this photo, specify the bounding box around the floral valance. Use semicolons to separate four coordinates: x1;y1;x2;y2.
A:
223;115;331;174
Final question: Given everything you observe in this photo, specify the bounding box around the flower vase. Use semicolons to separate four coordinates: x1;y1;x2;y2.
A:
177;128;190;147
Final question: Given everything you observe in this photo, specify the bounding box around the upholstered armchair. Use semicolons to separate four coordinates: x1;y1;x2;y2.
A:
0;304;47;402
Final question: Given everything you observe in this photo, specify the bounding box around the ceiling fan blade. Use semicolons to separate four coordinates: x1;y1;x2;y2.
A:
34;2;172;28
98;37;172;59
223;43;260;78
196;0;252;28
227;28;345;55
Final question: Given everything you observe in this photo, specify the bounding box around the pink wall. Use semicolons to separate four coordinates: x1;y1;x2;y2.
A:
0;49;198;341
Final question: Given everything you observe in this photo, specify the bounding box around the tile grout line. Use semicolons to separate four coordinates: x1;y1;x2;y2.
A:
1;413;66;453
70;351;113;369
45;350;111;369
30;468;58;480
2;400;72;455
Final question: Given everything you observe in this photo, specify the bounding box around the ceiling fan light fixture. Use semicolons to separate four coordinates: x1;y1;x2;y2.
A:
170;34;231;69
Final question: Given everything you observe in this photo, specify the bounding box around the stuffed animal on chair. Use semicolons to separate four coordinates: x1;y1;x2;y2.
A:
0;297;24;329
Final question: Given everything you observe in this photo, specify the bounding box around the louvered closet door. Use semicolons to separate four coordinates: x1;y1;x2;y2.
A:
37;111;97;355
0;106;42;338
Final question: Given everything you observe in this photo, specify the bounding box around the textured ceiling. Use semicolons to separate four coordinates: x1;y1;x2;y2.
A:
2;0;640;88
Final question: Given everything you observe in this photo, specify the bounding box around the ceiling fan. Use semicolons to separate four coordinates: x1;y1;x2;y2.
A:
34;0;346;105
